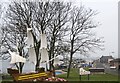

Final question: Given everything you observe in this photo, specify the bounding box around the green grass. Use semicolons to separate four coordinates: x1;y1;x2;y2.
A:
57;68;119;81
0;74;13;81
1;68;119;82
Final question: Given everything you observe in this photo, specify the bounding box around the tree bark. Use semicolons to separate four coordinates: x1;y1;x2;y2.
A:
19;62;23;73
67;52;73;78
52;58;55;77
35;46;40;71
67;39;74;78
18;48;24;73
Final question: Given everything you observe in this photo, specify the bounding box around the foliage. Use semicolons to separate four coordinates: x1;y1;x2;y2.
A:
45;77;67;82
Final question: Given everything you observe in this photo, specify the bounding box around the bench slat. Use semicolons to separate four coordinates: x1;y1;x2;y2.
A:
17;73;48;80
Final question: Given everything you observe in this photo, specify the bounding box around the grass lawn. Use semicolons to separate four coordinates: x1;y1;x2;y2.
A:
1;68;119;82
57;68;119;81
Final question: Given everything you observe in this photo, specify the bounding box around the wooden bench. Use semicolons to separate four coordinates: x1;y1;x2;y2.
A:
7;68;52;81
79;68;90;80
89;68;104;74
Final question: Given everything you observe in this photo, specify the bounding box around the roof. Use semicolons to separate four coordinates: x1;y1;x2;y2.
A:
100;56;114;59
110;58;120;62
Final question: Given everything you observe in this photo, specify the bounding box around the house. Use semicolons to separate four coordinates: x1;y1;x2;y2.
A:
99;56;114;63
109;58;120;70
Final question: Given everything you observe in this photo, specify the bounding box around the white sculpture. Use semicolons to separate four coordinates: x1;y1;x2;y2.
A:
40;33;47;49
8;27;60;71
27;28;34;47
40;32;49;63
28;48;36;65
79;68;90;75
40;48;49;63
8;50;26;64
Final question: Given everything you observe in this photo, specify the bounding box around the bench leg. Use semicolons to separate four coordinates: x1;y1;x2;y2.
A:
79;75;81;80
88;74;89;80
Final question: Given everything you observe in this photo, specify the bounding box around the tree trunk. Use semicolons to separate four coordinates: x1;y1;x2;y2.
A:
52;59;55;77
18;49;24;73
52;64;55;77
67;52;73;78
49;38;55;71
35;61;40;71
49;50;52;70
67;39;74;78
35;49;40;71
32;32;40;71
19;62;24;73
35;42;40;71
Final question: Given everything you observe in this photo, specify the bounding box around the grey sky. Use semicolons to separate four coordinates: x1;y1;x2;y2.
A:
0;0;119;59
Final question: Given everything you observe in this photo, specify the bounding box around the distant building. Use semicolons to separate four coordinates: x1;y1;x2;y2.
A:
109;58;120;70
99;56;114;63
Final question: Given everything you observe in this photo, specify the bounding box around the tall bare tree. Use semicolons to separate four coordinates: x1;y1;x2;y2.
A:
1;2;30;73
46;2;71;76
66;6;104;78
31;1;54;70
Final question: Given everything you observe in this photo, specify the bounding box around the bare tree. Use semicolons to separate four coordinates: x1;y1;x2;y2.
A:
1;2;34;73
25;1;71;72
46;1;71;76
65;6;104;78
30;1;54;70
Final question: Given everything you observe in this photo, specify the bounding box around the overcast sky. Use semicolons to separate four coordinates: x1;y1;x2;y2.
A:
0;0;119;60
